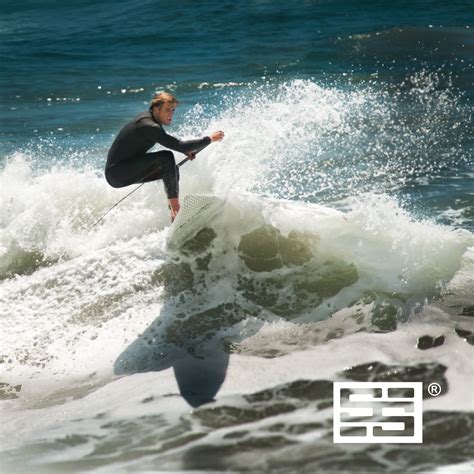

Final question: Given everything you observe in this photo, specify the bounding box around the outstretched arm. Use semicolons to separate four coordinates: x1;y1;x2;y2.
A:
142;123;224;155
155;127;211;154
185;131;225;162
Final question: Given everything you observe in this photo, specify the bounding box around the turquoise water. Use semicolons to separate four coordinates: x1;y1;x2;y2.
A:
1;2;473;473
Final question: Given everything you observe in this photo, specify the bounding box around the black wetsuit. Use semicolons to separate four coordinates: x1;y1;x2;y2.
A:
105;110;211;198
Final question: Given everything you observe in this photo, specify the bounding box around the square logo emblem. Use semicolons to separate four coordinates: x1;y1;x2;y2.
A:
333;382;423;443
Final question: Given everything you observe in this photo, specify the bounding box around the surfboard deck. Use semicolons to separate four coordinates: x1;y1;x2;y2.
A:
166;194;225;249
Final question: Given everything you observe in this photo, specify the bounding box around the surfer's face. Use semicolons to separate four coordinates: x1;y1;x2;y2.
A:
156;104;176;126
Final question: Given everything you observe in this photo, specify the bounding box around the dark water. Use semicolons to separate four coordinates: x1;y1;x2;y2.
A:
1;1;472;138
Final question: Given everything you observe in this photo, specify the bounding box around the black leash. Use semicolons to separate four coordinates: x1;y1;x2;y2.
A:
90;155;191;231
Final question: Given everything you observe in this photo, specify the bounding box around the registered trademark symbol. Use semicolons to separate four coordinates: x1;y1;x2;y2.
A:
428;382;442;396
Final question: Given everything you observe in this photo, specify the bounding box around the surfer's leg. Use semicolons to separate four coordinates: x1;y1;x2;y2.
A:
105;151;180;221
149;151;179;199
146;151;181;222
167;164;180;222
168;197;180;222
141;150;180;222
105;151;179;195
104;155;157;188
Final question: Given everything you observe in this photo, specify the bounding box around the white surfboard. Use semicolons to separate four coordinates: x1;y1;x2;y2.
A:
167;194;225;249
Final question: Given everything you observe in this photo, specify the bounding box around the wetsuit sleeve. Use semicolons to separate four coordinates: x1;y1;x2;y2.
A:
141;123;211;154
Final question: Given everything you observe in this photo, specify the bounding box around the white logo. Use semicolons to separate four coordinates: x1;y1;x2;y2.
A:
333;382;423;443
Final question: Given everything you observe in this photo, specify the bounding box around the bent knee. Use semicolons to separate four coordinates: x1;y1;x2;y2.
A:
105;168;123;188
162;150;175;163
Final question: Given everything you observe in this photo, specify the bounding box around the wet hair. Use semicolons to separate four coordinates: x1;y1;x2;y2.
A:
149;92;179;110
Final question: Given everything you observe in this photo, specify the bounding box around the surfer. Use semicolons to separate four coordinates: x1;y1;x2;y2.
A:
105;92;224;221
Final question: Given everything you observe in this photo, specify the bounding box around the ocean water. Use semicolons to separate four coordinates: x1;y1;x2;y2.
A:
1;1;473;473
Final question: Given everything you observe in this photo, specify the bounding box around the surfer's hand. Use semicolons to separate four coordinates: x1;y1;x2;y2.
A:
187;152;196;160
210;131;224;142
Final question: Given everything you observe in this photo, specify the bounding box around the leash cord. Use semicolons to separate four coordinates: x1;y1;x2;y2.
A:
90;155;190;231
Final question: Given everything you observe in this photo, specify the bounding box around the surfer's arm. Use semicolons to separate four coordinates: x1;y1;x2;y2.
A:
145;124;211;154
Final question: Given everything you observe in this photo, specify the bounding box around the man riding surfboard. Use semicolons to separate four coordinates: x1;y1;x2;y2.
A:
105;92;224;221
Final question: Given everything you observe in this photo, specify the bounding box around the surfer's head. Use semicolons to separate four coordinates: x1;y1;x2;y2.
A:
150;92;178;126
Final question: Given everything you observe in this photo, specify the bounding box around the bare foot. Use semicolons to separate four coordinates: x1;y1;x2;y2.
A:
168;198;180;222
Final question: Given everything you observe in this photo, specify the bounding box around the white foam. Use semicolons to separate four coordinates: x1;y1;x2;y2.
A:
1;309;472;453
434;461;474;473
0;154;171;267
1;183;471;385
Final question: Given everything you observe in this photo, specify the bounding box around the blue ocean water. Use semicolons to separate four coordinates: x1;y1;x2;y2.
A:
1;2;474;473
